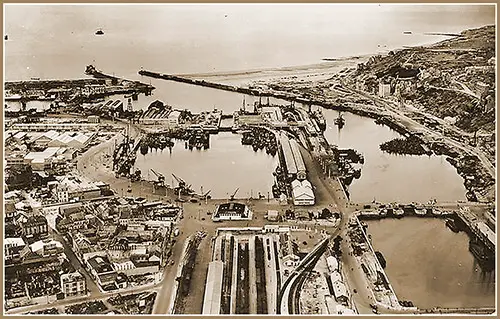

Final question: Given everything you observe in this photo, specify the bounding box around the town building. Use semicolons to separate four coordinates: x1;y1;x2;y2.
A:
29;239;64;257
291;179;315;206
378;83;392;98
21;215;48;239
267;210;279;222
60;271;87;297
212;202;253;221
53;175;108;202
86;255;118;290
5;237;26;263
280;232;300;267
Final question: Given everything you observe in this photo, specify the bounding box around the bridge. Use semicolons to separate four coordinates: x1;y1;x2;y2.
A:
277;236;330;314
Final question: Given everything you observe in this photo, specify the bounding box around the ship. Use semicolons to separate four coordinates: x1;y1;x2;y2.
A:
4;34;8;40
445;218;460;233
334;112;345;129
403;31;412;35
468;241;494;271
95;29;104;35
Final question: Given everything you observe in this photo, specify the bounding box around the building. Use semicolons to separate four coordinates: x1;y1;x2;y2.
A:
291;179;315;206
12;123;99;132
48;132;93;149
54;175;106;202
86;255;118;289
24;147;61;171
289;139;307;180
202;261;224;314
5;237;26;263
212;202;253;221
280;232;300;267
21;215;48;239
88;115;100;123
331;280;348;304
29;239;64;257
166;110;181;126
280;134;298;178
378;83;391;98
33;130;60;148
326;256;339;272
82;84;106;97
267;210;279;222
60;271;87;297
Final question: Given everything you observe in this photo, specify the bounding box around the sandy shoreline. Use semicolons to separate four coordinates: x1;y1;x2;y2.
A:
171;55;370;86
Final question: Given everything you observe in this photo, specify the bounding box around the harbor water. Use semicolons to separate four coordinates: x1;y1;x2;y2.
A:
365;217;495;308
322;109;468;203
134;132;278;199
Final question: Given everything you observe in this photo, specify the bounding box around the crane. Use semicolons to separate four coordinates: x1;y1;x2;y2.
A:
195;189;212;200
171;173;194;195
171;173;186;188
229;187;239;201
150;169;165;187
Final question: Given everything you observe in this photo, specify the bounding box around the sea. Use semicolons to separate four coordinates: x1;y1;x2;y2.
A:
4;4;496;308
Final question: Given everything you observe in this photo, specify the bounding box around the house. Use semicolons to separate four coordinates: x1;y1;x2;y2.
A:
60;271;87;297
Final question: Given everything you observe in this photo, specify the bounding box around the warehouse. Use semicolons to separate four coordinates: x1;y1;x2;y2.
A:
202;261;224;314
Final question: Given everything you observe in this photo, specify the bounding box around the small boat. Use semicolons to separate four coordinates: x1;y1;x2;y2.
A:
334;113;345;128
394;209;405;218
414;208;426;216
95;29;104;35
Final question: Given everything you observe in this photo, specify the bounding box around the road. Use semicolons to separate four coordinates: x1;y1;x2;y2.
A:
6;282;161;315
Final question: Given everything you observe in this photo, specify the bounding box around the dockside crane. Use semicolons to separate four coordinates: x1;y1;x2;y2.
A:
229;187;239;201
172;173;194;195
150;169;165;187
